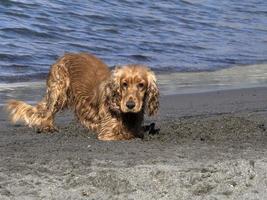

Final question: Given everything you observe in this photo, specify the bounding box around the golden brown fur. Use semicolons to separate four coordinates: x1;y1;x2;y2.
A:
6;53;159;140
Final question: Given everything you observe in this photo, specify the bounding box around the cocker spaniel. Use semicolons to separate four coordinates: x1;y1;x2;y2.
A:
6;53;159;140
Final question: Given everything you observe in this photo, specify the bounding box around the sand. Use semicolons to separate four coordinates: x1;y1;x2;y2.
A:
1;87;267;200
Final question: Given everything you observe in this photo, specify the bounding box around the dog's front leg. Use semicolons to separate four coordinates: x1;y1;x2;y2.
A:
97;118;135;141
98;132;135;141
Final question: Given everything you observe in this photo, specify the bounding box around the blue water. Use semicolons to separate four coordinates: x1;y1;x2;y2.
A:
0;0;267;82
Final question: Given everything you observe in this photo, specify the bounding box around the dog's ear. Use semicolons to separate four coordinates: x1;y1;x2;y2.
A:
145;69;159;116
103;67;122;113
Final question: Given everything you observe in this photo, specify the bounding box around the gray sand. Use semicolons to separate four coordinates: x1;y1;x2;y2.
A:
1;87;267;200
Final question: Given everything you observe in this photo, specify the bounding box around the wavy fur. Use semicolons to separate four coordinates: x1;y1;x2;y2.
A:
6;53;159;140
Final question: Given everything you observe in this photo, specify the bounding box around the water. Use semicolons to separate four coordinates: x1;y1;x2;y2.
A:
0;0;267;83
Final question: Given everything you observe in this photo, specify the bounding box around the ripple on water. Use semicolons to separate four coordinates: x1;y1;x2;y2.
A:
0;0;267;83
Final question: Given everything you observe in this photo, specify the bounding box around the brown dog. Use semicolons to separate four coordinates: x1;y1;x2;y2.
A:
6;53;159;140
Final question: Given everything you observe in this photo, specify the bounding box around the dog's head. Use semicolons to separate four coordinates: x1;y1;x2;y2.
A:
104;65;159;116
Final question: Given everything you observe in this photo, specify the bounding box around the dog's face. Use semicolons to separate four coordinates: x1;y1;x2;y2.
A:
107;65;159;115
119;67;148;113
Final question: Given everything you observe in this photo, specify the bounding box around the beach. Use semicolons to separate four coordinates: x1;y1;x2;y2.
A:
1;0;267;199
1;86;267;200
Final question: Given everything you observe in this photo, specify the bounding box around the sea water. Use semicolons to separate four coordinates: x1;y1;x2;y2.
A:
0;0;267;97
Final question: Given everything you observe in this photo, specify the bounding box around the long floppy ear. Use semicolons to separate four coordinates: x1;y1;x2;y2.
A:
103;67;122;113
145;69;159;116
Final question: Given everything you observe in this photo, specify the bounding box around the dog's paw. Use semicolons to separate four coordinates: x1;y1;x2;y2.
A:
143;123;160;135
36;125;59;134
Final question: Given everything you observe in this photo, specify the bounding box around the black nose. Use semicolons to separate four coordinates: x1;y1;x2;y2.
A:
126;100;135;109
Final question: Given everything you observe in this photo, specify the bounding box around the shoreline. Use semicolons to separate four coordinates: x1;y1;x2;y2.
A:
1;85;267;199
1;81;267;107
1;63;267;102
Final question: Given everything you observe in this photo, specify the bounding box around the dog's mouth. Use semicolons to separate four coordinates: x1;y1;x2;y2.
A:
122;107;142;113
124;109;140;113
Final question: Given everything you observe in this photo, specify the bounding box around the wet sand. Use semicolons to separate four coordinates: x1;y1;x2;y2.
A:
1;87;267;200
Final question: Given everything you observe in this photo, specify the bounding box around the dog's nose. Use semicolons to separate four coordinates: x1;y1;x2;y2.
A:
126;100;135;109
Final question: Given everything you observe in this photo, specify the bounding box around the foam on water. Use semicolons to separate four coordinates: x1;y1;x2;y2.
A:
159;64;267;95
0;64;267;105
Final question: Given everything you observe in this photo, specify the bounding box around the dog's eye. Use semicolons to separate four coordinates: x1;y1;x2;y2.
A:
138;83;144;89
122;82;128;88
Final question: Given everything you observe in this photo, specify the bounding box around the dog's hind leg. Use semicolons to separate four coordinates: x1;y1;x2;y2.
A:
37;63;70;132
6;63;70;133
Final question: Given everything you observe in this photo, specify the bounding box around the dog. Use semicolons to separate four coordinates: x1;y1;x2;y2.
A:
6;53;159;140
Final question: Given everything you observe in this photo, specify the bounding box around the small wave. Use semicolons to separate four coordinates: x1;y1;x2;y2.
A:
103;28;120;34
0;81;44;90
0;53;32;61
1;27;53;38
0;0;35;7
129;54;151;62
4;11;30;18
0;72;48;83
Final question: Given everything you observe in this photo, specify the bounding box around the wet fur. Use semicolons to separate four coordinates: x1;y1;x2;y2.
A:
6;53;159;140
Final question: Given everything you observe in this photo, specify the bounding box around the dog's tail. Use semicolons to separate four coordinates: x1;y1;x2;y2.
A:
6;99;48;128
